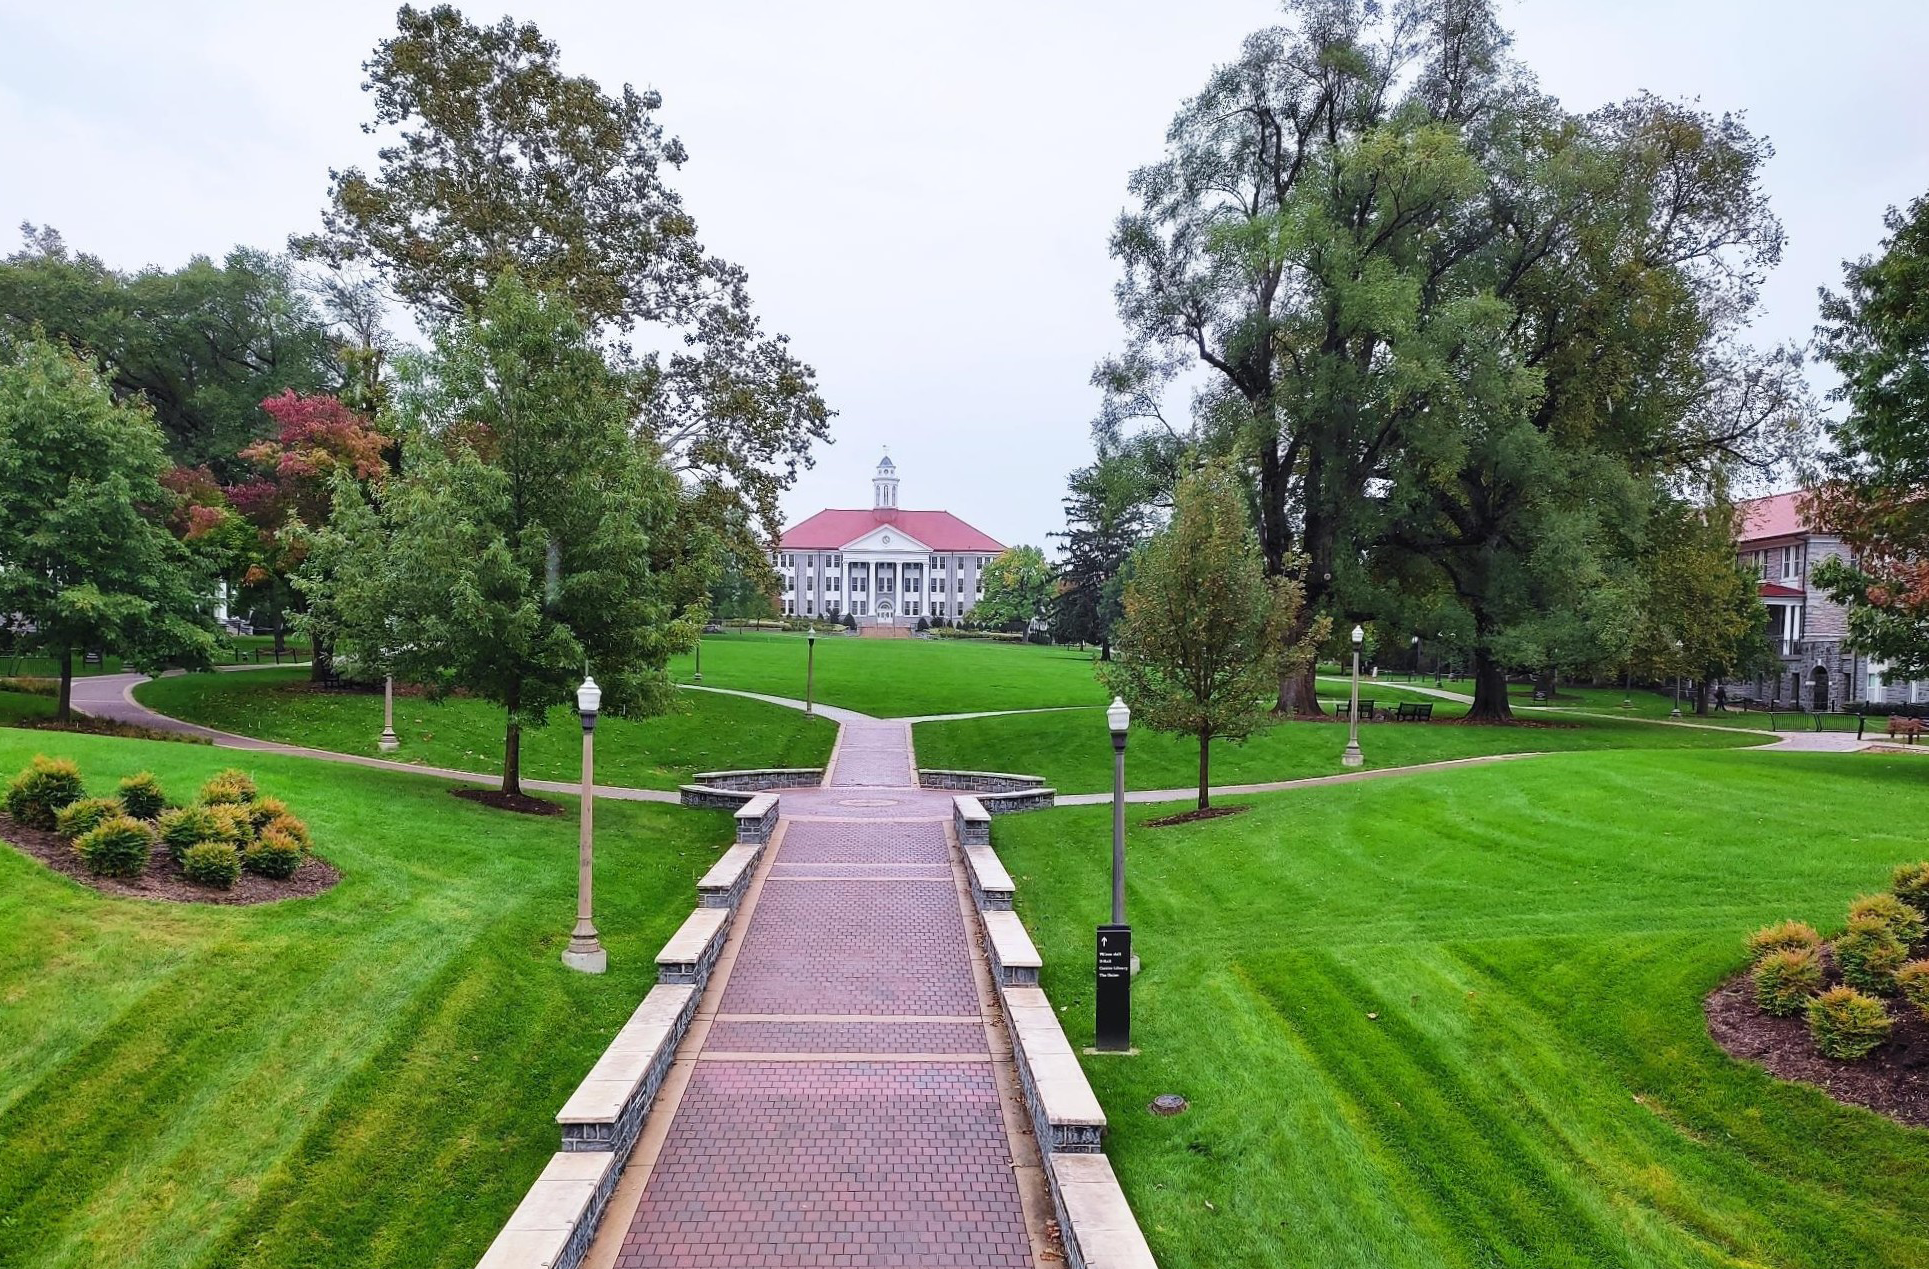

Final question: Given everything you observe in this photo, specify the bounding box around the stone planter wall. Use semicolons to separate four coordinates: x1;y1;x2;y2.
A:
918;769;1047;794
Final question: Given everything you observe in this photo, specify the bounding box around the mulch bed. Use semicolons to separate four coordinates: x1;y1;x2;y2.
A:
1144;804;1251;829
1705;949;1929;1128
451;787;563;816
0;812;339;905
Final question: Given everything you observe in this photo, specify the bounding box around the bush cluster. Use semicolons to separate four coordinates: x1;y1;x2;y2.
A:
1893;861;1929;911
1752;948;1822;1016
181;840;242;888
1744;921;1822;961
1898;960;1929;1021
116;772;167;821
5;756;84;828
245;828;304;879
1848;892;1926;945
157;767;312;889
1836;918;1909;994
54;796;123;840
158;805;221;862
200;769;257;806
74;815;154;878
1807;987;1893;1059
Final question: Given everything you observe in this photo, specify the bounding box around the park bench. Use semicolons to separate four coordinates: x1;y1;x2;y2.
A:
1394;702;1434;722
1887;716;1924;744
1335;699;1376;721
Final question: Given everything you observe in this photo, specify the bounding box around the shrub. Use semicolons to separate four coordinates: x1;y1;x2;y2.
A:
181;840;242;889
5;756;84;828
1744;920;1822;961
244;828;304;879
1836;918;1909;994
262;812;311;851
247;796;291;832
206;803;257;848
116;772;167;821
157;805;221;862
1806;986;1893;1060
199;768;257;805
1752;948;1823;1016
54;796;123;840
1893;861;1929;910
74;816;152;878
1849;892;1925;945
1899;960;1929;1020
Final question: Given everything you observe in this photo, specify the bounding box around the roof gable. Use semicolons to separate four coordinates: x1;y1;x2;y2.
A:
779;508;1004;553
844;522;932;553
1735;491;1807;544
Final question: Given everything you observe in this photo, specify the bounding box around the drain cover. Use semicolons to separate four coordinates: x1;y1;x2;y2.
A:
836;798;900;808
1149;1094;1189;1116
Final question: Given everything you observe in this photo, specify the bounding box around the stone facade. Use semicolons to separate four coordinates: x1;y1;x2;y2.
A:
980;787;1056;815
733;794;780;846
919;769;1048;793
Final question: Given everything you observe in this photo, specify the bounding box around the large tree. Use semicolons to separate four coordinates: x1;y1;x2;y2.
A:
1807;194;1929;680
296;5;830;549
0;226;336;473
1051;457;1154;659
0;338;216;717
349;273;691;798
971;546;1056;634
1101;463;1323;809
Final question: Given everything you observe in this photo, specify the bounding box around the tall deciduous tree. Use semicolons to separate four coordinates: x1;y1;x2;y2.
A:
361;273;691;797
1633;497;1774;712
297;5;831;549
1808;194;1929;680
971;546;1056;634
0;339;216;717
1051;458;1153;659
1101;463;1324;809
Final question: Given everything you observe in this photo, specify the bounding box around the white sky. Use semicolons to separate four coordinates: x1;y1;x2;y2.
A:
2;1;1924;547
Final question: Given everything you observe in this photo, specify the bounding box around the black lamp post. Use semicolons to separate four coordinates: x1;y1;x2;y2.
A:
1095;696;1133;1053
805;630;816;718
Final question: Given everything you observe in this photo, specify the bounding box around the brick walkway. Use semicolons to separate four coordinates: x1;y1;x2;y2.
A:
605;722;1040;1268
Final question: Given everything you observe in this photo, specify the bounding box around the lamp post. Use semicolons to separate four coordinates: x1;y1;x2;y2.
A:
378;674;399;752
562;675;607;974
1095;696;1133;1053
1670;639;1683;718
693;635;702;684
805;630;817;718
1342;624;1365;768
1410;634;1420;681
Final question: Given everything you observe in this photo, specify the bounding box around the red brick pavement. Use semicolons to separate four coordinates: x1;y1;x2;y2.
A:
612;719;1038;1267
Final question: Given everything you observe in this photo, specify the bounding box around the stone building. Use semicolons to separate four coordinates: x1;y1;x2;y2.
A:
773;454;1005;626
1734;490;1927;708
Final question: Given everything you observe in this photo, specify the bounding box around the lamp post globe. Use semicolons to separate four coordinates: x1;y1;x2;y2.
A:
1342;625;1366;768
563;674;607;973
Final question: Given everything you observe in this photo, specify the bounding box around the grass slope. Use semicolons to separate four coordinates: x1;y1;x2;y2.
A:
669;631;1110;716
991;749;1929;1268
913;702;1767;794
0;729;732;1269
134;669;837;790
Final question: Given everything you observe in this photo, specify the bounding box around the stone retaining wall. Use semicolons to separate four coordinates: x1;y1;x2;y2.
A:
680;784;754;811
953;795;991;847
692;767;822;792
981;787;1056;815
918;769;1047;794
734;794;780;845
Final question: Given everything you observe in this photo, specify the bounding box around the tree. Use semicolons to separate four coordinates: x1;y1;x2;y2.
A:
1633;498;1774;713
0;338;216;717
971;546;1056;633
1100;463;1324;809
0;226;336;472
357;273;691;797
1051;458;1153;659
297;5;830;549
1807;194;1929;680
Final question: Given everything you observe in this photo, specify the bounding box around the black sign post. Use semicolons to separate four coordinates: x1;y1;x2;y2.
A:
1095;923;1132;1052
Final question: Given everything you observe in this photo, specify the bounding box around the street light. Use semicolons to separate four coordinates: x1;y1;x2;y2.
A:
805;630;817;718
1342;625;1365;768
378;673;399;752
1096;696;1133;1053
562;675;607;974
1410;634;1420;680
1670;639;1683;718
693;634;702;684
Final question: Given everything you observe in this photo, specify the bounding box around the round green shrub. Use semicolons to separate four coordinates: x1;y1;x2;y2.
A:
5;756;84;829
1898;960;1929;1021
1752;947;1823;1017
263;812;311;851
1893;861;1929;910
115;772;167;821
156;805;220;862
74;816;153;878
206;802;256;848
1836;918;1908;994
181;840;242;889
1848;892;1925;946
54;796;123;840
1806;986;1893;1060
247;795;291;832
244;828;304;880
199;768;257;806
1744;920;1822;961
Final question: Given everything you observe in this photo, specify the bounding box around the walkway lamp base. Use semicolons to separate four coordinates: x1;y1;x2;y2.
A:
1341;741;1364;768
379;674;400;752
561;940;607;974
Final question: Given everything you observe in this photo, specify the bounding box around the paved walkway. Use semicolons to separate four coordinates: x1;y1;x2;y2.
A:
591;722;1044;1267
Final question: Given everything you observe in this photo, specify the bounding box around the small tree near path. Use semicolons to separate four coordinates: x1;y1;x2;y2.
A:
0;338;216;717
1101;463;1324;810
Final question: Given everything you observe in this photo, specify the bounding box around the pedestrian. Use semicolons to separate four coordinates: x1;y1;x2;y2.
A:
1715;682;1727;711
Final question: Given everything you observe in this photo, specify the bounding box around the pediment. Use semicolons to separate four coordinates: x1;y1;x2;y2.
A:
842;523;932;554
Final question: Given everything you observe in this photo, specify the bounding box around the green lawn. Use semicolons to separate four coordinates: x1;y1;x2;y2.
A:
0;729;734;1269
992;748;1929;1268
669;631;1110;716
913;702;1768;794
134;669;837;790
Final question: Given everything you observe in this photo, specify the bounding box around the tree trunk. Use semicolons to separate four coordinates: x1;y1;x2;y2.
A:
1534;666;1557;700
57;647;73;722
501;678;522;797
1197;733;1211;811
1099;634;1111;662
309;635;333;683
273;613;286;657
1466;646;1513;722
1277;655;1323;717
1695;678;1711;716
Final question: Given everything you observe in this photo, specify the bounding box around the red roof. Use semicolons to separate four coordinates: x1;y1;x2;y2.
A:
1735;491;1807;544
779;508;1005;553
1759;581;1804;599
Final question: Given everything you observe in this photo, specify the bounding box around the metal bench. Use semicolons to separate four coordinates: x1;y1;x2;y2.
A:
1394;701;1434;722
1335;699;1376;721
1888;716;1924;744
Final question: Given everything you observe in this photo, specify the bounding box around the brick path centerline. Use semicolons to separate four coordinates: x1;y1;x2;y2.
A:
593;719;1046;1269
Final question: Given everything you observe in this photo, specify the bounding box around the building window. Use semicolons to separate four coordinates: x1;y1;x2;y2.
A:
930;556;940;569
831;554;841;567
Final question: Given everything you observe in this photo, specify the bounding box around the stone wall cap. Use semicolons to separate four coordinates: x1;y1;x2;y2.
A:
962;843;1013;892
920;768;1046;783
657;907;729;963
627;983;696;1028
475;1227;572;1268
981;909;1040;968
555;1076;638;1124
699;843;762;890
475;1151;614;1267
693;768;821;781
953;794;990;821
733;793;778;818
1053;1154;1158;1267
1025;1049;1107;1127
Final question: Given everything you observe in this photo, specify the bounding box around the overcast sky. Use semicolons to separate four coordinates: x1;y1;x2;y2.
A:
2;1;1924;548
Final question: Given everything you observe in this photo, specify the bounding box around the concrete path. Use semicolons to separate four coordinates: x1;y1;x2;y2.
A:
1317;674;1475;705
1054;751;1547;805
589;722;1045;1267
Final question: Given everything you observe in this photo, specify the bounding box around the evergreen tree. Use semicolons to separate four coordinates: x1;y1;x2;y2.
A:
1051;458;1152;659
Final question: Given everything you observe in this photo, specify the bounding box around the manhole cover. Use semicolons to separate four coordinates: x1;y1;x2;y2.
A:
837;798;901;808
1149;1094;1189;1116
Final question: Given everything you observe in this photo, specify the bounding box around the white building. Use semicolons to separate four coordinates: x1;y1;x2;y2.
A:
774;454;1005;625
